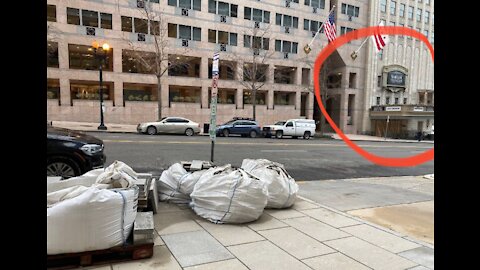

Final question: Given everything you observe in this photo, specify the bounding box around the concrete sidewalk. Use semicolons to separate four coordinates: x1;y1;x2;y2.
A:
85;175;434;270
327;133;434;144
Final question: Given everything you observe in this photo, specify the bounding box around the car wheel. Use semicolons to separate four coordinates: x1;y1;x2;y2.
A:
303;131;311;140
47;157;81;179
249;130;257;138
223;129;229;137
147;126;157;135
185;128;194;136
275;131;283;139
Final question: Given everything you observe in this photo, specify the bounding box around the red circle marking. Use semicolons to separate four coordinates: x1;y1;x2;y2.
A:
313;26;434;167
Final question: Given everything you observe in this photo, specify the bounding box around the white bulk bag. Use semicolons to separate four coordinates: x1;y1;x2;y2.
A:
157;163;208;204
47;186;138;254
241;159;298;209
190;165;268;224
46;168;104;194
96;160;137;188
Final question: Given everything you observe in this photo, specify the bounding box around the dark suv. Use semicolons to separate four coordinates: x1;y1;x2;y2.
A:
47;126;106;178
216;117;261;138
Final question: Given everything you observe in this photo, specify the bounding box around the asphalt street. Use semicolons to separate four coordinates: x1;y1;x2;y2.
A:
88;132;434;181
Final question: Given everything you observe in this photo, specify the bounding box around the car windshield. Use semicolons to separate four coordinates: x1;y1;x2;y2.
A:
275;121;286;125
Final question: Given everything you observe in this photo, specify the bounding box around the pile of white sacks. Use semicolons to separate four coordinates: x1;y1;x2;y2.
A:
157;159;299;224
47;161;139;255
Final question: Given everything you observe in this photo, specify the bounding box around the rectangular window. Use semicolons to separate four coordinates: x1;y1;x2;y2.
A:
380;0;387;13
82;10;98;27
425;11;430;24
47;41;59;68
377;76;382;87
71;80;113;101
208;0;216;13
417;9;422;22
122;50;156;74
408;7;414;20
69;44;113;71
275;40;298;54
47;5;56;22
230;33;237;46
243;90;267;105
399;4;405;17
349;73;357;88
208;29;216;43
348;94;355;119
124;83;157;102
168;0;176;6
193;0;201;11
134;18;148;34
244;35;251;48
342;4;360;17
218;1;229;16
274;92;296;105
47;79;60;100
179;0;191;9
121;16;133;32
306;0;325;9
390;1;396;15
404;97;407;104
423;30;429;38
386;97;390;104
168;23;177;37
67;7;80;25
218;31;228;44
169;86;201;103
245;7;269;23
231;4;237;17
193;27;201;41
302;68;310;85
376;97;381;105
151;20;160;35
304;19;309;30
179;25;191;39
209;88;236;104
100;13;112;29
395;97;399;105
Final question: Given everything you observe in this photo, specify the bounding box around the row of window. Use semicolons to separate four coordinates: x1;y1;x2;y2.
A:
47;42;310;83
66;7;113;29
379;19;434;42
47;79;302;106
381;0;433;25
375;94;433;106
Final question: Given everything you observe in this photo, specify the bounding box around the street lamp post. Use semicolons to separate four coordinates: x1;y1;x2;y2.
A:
92;41;110;130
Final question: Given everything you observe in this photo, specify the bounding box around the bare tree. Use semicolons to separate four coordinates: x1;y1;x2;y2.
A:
125;3;189;120
226;24;275;120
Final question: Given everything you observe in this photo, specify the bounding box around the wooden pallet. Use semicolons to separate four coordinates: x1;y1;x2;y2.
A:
47;241;153;269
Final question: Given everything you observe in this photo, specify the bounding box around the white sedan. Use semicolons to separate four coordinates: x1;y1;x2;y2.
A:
137;117;201;136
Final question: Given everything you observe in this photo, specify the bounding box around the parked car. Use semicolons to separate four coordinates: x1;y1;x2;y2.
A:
47;126;106;179
262;121;286;138
137;117;201;136
216;117;261;138
265;119;316;139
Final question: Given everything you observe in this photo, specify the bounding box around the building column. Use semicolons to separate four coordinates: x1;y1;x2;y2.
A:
59;78;71;106
268;89;274;109
295;91;301;111
113;44;122;73
58;41;69;70
424;92;428;105
236;88;243;109
339;93;347;129
201;57;209;80
114;80;123;107
295;66;302;85
268;64;275;84
201;85;209;109
308;92;315;119
161;82;169;110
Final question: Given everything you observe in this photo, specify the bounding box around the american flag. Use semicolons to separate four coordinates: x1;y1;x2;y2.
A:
371;21;389;53
324;12;337;42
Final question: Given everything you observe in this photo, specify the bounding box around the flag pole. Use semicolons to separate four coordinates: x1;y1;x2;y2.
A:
351;20;382;60
304;5;336;54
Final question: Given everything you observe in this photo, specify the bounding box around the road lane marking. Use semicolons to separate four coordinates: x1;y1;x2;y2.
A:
102;139;431;149
261;150;308;152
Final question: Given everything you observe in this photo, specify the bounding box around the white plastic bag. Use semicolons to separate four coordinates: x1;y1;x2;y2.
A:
190;165;268;224
241;159;298;209
96;160;137;188
47;186;138;254
157;163;207;204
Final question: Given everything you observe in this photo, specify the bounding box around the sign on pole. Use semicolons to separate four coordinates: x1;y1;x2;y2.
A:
209;53;219;162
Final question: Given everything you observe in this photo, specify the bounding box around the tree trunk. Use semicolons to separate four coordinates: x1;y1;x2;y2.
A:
157;75;162;120
252;86;257;120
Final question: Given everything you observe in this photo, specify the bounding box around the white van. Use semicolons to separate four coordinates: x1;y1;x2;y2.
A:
263;119;316;139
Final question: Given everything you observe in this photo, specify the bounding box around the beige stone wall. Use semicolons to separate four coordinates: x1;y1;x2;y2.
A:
47;0;371;132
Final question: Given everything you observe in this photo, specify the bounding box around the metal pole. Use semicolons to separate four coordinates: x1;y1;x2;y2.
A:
210;141;214;163
98;54;107;130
